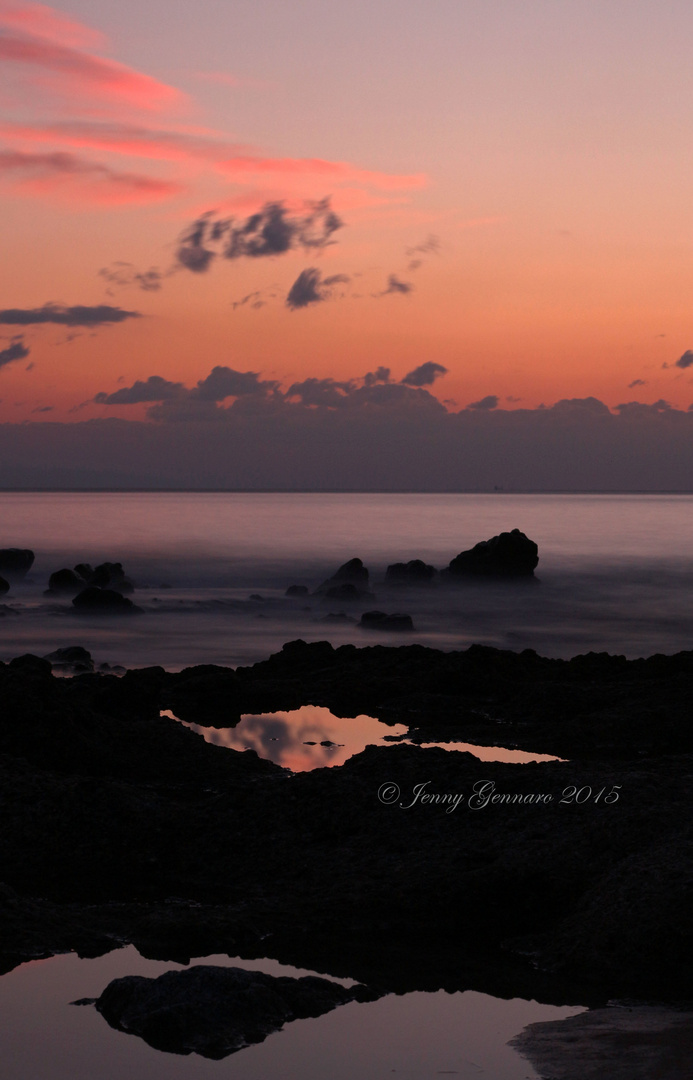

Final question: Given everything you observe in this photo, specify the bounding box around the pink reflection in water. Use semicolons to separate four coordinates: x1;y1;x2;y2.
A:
162;707;562;771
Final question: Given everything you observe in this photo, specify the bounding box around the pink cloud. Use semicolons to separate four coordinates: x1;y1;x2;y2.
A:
216;155;428;192
0;119;248;162
0;1;104;49
0;26;184;110
0;148;183;203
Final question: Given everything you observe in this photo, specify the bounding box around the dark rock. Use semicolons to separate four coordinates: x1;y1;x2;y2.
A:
43;646;94;673
45;569;85;596
72;588;141;614
446;529;539;578
385;559;437;583
0;576;8;596
164;665;243;727
9;653;52;677
0;549;34;578
321;612;356;624
249;594;263;601
285;585;309;597
89;562;135;593
94;964;379;1059
315;558;371;598
359;611;415;631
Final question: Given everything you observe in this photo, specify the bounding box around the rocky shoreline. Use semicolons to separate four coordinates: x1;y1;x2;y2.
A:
0;639;691;1017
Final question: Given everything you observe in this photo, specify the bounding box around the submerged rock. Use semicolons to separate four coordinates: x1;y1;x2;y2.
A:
72;587;141;614
385;559;437;583
446;529;538;578
94;964;378;1059
285;585;309;597
0;549;34;578
359;610;415;631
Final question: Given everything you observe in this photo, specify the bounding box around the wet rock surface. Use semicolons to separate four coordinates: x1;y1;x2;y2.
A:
93;964;379;1058
511;1005;693;1080
0;640;690;1006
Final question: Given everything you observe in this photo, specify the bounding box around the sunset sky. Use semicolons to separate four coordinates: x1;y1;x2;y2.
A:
2;0;693;437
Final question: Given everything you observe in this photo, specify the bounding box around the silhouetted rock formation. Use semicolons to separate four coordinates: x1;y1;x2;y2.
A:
285;585;309;596
446;529;538;578
43;646;94;673
315;558;372;598
0;575;9;596
163;664;244;727
0;641;691;1002
359;611;415;631
72;587;141;613
385;559;437;583
0;548;34;578
94;965;378;1058
45;569;84;595
75;562;135;593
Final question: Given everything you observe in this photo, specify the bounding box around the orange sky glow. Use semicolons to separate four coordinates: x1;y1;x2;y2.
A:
2;0;693;428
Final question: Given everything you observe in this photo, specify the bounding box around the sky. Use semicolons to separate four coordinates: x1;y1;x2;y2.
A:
2;0;693;487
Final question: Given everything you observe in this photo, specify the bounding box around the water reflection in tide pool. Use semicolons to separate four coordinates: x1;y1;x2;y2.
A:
162;706;562;771
0;947;584;1080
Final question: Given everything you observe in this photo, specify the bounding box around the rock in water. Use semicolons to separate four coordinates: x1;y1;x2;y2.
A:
0;575;9;596
385;559;437;583
315;558;371;596
43;646;94;673
446;529;538;578
0;549;34;578
94;965;379;1059
45;569;85;595
72;587;141;613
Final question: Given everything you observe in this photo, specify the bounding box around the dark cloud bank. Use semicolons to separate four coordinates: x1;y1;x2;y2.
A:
3;378;693;489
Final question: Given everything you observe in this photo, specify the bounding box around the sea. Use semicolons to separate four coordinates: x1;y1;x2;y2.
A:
1;490;693;669
1;491;688;1079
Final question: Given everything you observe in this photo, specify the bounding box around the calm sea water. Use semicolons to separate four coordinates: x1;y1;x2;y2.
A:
1;491;692;668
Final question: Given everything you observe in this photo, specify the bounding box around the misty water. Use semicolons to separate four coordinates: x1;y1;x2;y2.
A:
2;491;693;668
0;491;684;1078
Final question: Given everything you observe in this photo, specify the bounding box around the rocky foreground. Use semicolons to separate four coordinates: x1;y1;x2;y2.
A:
0;639;691;1008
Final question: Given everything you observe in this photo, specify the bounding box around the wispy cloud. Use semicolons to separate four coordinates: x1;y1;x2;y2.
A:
0;4;184;110
0;302;140;326
0;148;183;204
286;268;350;310
0;335;29;368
